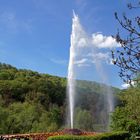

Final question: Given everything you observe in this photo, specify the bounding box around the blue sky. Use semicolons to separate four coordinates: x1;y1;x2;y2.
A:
0;0;137;88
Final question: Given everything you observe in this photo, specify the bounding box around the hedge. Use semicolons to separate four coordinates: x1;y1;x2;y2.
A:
48;131;129;140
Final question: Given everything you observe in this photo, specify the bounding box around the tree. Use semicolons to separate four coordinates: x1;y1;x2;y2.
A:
31;105;62;132
111;87;140;139
0;106;9;134
6;102;41;133
112;1;140;84
74;108;94;131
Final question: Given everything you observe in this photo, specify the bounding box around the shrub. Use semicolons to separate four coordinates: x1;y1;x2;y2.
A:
48;131;129;140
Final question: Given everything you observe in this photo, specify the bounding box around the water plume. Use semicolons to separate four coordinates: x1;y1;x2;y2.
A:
67;11;117;130
67;11;89;128
67;12;78;129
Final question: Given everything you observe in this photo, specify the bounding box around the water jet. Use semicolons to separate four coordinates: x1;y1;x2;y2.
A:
67;12;114;131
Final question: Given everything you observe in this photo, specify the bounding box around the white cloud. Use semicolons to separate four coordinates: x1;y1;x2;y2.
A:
121;81;135;89
92;33;120;49
92;52;110;62
121;83;130;89
74;52;112;67
72;31;120;49
74;58;88;64
74;58;90;67
71;32;117;67
76;63;90;67
87;52;110;63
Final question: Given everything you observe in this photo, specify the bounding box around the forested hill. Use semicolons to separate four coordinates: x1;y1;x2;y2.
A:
0;63;66;106
0;63;119;134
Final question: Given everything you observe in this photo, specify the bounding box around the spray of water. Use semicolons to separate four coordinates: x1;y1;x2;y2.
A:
94;60;114;130
95;61;114;113
67;12;78;129
67;11;115;130
67;11;88;128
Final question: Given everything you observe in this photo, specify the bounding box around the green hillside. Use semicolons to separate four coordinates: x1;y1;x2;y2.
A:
0;63;119;134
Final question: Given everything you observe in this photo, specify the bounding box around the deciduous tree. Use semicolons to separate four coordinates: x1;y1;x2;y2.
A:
112;1;140;84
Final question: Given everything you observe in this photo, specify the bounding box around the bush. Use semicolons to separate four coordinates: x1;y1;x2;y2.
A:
111;87;140;139
48;131;129;140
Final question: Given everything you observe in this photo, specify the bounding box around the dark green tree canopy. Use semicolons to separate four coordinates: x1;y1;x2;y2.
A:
0;63;119;134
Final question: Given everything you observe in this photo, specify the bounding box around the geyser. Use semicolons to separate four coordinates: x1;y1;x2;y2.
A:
67;11;89;128
67;12;77;129
67;12;115;130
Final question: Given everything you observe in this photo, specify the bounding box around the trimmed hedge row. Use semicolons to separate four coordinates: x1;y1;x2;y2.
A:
48;131;129;140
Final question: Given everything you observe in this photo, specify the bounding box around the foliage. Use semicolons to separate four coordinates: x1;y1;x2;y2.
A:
75;81;119;131
0;106;8;134
48;131;129;140
111;87;140;139
112;1;140;84
6;102;41;133
31;106;60;132
74;108;94;131
0;63;66;134
0;63;119;134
